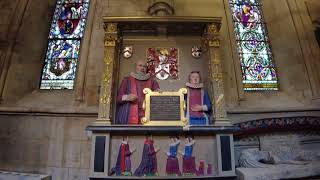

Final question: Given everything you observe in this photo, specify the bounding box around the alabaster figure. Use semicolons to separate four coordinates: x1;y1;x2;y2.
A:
134;135;160;176
197;160;205;176
111;136;136;176
180;136;197;175
115;60;159;124
165;136;181;176
207;163;213;175
185;71;212;125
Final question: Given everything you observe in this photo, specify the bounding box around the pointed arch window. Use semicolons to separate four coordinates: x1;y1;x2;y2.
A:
40;0;90;89
229;0;278;90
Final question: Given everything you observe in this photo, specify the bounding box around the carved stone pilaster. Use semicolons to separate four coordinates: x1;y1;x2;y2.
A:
96;23;119;125
206;23;231;126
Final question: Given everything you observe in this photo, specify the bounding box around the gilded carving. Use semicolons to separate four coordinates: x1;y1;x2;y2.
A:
209;38;220;48
104;34;118;47
212;58;221;65
207;23;220;34
205;23;221;48
97;22;119;121
206;23;229;125
104;23;117;33
100;47;114;106
212;73;223;82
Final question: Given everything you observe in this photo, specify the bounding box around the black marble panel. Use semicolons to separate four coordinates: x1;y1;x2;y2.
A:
220;136;232;171
94;136;106;172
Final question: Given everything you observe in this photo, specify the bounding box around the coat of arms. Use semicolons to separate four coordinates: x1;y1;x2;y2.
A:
50;59;72;76
191;46;202;58
146;48;178;80
122;46;133;59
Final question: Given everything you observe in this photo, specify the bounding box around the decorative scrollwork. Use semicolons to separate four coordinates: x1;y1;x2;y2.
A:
98;23;119;120
209;37;220;48
207;23;220;34
100;47;114;106
212;73;223;82
104;23;117;33
104;35;118;47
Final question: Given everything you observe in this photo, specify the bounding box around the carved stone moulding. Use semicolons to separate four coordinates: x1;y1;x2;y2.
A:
103;16;221;37
234;116;320;138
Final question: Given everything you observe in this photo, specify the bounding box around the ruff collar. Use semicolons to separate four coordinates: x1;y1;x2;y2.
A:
130;72;150;81
186;82;203;89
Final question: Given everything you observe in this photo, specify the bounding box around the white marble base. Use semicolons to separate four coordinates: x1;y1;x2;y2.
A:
236;161;320;180
0;171;51;180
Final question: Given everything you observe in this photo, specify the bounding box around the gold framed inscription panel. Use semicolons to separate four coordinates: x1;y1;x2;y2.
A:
141;88;188;126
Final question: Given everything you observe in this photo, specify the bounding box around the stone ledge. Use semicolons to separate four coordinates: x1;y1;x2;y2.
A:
234;116;320;138
0;106;98;117
90;175;236;180
86;125;237;135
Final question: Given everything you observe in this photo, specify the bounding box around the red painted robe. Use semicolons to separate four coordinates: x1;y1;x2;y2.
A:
115;75;159;124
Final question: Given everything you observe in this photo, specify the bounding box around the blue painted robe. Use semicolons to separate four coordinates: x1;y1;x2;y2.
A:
186;87;212;125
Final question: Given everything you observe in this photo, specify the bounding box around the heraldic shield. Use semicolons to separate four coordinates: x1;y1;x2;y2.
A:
147;48;178;80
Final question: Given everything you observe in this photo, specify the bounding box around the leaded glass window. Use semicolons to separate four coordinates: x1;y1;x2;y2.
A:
229;0;278;90
40;0;90;89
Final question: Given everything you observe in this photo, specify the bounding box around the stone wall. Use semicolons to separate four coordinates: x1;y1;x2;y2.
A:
0;114;94;180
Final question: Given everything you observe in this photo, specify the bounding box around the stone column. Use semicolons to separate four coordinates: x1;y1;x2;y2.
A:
95;23;119;125
206;23;231;126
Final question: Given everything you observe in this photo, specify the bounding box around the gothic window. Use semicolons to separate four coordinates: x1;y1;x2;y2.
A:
40;0;90;89
229;0;278;90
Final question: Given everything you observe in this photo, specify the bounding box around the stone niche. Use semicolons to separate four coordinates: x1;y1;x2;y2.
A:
87;16;236;179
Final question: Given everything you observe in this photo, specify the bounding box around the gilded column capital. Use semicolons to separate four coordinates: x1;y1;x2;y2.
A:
104;22;118;33
207;23;221;35
104;23;118;47
206;23;221;48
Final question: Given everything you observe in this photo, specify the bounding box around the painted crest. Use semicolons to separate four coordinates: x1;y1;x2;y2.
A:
58;2;83;36
122;46;133;59
147;48;178;80
50;59;72;76
191;46;202;58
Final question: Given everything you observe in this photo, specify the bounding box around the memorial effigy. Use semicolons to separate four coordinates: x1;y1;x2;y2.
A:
86;16;236;179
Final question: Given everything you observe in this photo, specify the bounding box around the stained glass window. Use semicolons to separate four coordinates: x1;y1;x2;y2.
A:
229;0;278;90
40;0;90;89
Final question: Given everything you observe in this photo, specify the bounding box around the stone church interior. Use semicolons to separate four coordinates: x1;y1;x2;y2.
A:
0;0;319;180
